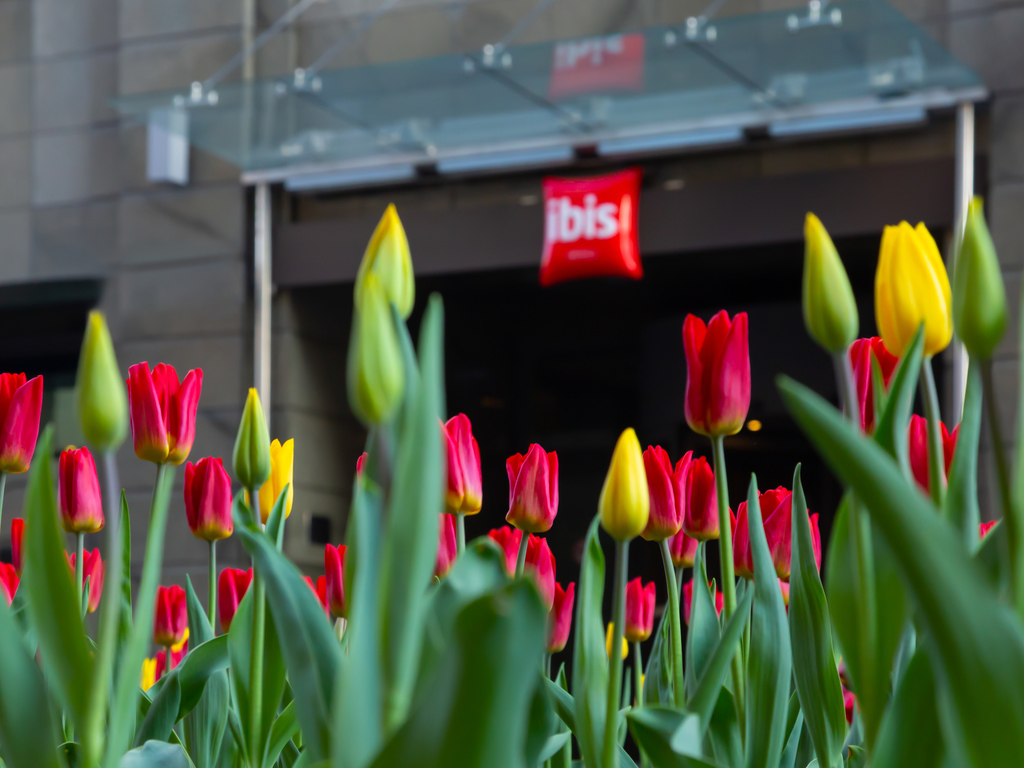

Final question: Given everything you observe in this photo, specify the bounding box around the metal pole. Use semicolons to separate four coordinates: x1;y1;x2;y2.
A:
254;182;272;432
951;101;974;423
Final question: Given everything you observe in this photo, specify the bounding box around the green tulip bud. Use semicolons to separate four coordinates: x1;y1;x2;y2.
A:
803;213;859;354
75;311;128;452
953;197;1008;361
233;388;271;491
347;272;405;426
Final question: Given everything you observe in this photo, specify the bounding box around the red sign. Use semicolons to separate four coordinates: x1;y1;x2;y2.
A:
547;34;645;101
539;168;643;287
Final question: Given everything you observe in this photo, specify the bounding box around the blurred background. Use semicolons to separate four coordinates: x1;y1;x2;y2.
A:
0;0;1015;622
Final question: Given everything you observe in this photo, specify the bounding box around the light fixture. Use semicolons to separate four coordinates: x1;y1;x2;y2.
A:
747;419;763;432
284;163;417;192
768;106;926;138
436;146;574;175
597;126;743;157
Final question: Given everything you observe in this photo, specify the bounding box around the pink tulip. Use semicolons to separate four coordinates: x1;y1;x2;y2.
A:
443;414;482;515
506;444;559;533
624;577;655;642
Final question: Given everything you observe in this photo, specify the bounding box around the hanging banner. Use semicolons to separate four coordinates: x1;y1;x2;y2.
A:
547;33;645;101
539;168;643;287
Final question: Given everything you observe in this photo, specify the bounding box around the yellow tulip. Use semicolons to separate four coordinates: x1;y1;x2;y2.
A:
257;439;294;523
803;213;858;353
355;204;415;320
606;622;628;660
140;657;158;691
875;221;952;357
599;428;650;541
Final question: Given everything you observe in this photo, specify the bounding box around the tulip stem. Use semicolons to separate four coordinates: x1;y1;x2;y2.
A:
75;532;85;609
515;530;529;578
456;512;466;555
209;540;217;629
633;642;644;708
0;471;6;539
544;653;552;680
981;361;1018;586
166;645;175;672
710;435;744;725
249;490;266;767
603;539;629;768
920;358;947;507
658;539;685;709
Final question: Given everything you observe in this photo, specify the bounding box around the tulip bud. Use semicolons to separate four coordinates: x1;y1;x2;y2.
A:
606;622;628;660
218;567;252;633
304;575;329;616
185;457;233;542
624;577;655;642
58;446;105;534
683;311;750;437
126;363;202;465
524;534;556;610
0;562;18;606
506;443;559;533
683;578;723;626
256;439;294;524
547;581;575;653
356;451;367;476
849;337;899;434
233;388;271;492
68;548;104;613
435;514;457;579
640;445;684;541
599;428;650;542
0;373;43;474
487;525;522;576
875;221;952;357
802;213;859;354
75;311;128;452
355;204;415;320
682;455;719;541
667;527;698;569
154;584;187;647
908;414;958;494
444;414;483;516
324;543;347;618
11;518;23;577
347;273;405;426
979;520;998;540
953;197;1008;360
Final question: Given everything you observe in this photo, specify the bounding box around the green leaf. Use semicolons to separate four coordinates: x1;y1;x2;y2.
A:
688;588;753;734
706;689;741;768
572;516;607;768
685;544;720;701
137;673;180;745
974;520;1003;589
789;465;845;768
643;595;673;706
544;677;577;732
120;741;191;768
118;491;133;655
369;580;546;768
779;706;804;768
526;677;558;766
227;581;255;751
944;361;982;545
184;576;229;768
871;649;943;768
265;483;290;550
22;426;94;733
552;665;573;768
233;497;342;763
626;708;720;768
0;575;60;768
379;295;445;731
263;702;299;768
744;475;793;768
872;325;924;470
779;374;1024;768
539;733;572;762
173;635;229;719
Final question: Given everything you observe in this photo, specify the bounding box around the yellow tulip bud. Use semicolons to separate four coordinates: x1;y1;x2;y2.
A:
233;388;272;491
76;311;128;452
258;438;294;524
347;272;405;426
606;622;628;660
875;221;953;357
140;657;157;691
355;204;415;320
802;213;858;353
953;197;1008;361
599;428;649;542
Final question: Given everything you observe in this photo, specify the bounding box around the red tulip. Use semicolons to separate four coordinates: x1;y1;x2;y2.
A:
127;362;203;465
733;487;821;582
324;543;347;618
218;567;252;633
908;414;958;493
682;578;723;626
11;518;23;577
435;514;458;579
0;373;43;474
849;337;899;433
667;527;698;569
0;562;18;605
58;447;105;534
303;575;329;615
488;526;523;576
154;584;187;646
67;549;104;614
843;688;857;725
683;311;750;437
525;534;555;609
641;446;687;541
547;581;575;653
506;444;559;533
979;520;998;540
682;455;719;541
356;451;367;476
624;577;655;642
184;456;233;542
443;414;482;516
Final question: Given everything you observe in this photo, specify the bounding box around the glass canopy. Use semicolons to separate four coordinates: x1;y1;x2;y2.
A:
111;0;983;185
